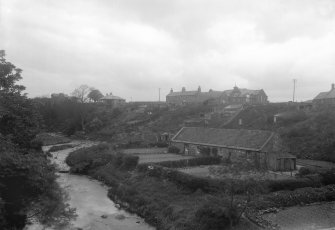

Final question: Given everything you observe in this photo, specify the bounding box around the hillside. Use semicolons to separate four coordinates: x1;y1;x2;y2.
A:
221;104;335;162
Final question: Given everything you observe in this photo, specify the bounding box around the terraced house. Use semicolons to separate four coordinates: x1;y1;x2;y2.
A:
166;85;268;106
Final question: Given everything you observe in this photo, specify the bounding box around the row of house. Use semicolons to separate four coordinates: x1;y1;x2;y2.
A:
166;86;268;106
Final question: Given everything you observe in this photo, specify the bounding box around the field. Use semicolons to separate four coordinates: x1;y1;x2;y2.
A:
179;165;293;180
297;159;335;172
122;148;167;155
262;201;335;230
137;153;195;164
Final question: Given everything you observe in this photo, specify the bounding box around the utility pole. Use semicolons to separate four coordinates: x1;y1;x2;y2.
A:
293;79;297;102
158;88;161;102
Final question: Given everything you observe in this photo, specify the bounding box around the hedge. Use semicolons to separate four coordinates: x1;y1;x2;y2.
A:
66;144;139;173
153;156;221;168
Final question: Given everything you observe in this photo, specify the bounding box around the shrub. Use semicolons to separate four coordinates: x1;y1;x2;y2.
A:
297;167;313;177
195;203;237;230
66;144;139;174
120;155;139;171
153;156;221;168
266;178;317;192
320;169;335;185
156;142;169;148
168;146;180;154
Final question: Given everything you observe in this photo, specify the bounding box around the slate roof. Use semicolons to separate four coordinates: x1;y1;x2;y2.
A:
101;95;125;100
171;127;274;151
314;88;335;100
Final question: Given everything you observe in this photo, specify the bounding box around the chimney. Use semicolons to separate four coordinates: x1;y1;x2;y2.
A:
182;87;186;92
198;86;201;92
170;88;173;94
332;83;335;90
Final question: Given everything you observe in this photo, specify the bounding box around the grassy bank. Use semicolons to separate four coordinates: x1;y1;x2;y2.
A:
66;144;256;230
65;144;335;230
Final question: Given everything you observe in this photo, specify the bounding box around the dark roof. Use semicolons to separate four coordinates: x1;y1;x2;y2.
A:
172;127;274;151
314;88;335;100
101;95;125;100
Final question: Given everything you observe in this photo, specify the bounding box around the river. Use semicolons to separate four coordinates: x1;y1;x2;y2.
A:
26;140;154;230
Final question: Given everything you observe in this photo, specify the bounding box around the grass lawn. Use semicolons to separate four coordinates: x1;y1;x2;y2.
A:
179;165;294;180
262;201;335;230
138;153;195;164
122;148;168;155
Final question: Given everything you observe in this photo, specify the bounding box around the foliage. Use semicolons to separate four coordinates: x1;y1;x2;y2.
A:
0;51;42;148
71;84;91;103
0;51;74;229
87;89;103;102
297;167;313;177
320;169;335;185
168;145;180;154
195;203;237;230
148;156;221;168
66;144;139;173
265;178;319;192
0;150;75;229
33;133;71;146
34;95;97;135
280;109;335;161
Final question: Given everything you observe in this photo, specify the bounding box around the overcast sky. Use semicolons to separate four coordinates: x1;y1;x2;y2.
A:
1;0;335;102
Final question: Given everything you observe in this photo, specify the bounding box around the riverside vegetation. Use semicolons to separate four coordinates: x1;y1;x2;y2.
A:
0;51;75;229
65;143;335;230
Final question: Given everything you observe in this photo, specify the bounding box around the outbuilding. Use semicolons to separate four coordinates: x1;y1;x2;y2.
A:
171;127;296;171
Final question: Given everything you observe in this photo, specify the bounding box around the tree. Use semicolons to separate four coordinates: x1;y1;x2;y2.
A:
0;50;75;229
88;89;103;102
71;85;91;103
0;50;25;94
0;50;41;148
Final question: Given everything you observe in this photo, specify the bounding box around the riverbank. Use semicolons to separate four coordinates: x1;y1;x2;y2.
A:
65;143;259;230
26;140;154;230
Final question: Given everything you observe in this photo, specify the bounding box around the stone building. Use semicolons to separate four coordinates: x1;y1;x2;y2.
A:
166;86;268;106
100;93;126;107
171;127;296;171
313;83;335;106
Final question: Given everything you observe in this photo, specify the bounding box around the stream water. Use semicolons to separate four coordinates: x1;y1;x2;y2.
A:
25;140;154;230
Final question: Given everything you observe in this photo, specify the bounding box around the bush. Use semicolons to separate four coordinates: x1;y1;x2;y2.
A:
120;155;139;171
266;178;318;192
154;156;221;168
66;144;139;173
168;146;180;154
156;142;169;148
297;167;313;177
195;203;237;230
320;169;335;185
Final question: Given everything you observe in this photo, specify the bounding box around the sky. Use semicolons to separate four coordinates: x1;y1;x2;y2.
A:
0;0;335;102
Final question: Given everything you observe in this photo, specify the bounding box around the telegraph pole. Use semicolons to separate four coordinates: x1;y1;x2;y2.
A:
293;79;297;102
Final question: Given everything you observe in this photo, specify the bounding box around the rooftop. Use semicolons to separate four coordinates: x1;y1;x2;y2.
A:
314;84;335;100
171;127;274;151
101;94;125;100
